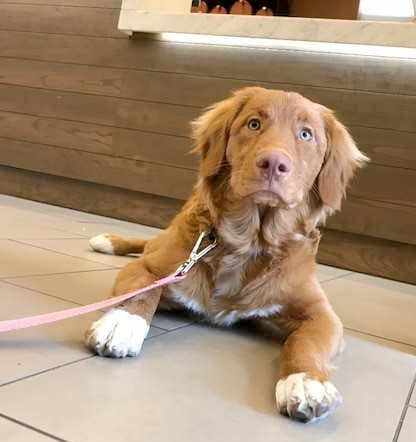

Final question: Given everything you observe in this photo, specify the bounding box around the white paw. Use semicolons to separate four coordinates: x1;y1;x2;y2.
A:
89;234;114;255
275;373;342;422
85;309;149;358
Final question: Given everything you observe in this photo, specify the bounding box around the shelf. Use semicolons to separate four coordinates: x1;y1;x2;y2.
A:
118;1;416;48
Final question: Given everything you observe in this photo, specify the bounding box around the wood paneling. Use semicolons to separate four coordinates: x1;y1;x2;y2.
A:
0;138;196;200
0;84;195;137
0;165;182;228
3;1;121;6
350;126;416;170
318;229;416;285
0;111;194;169
0;4;123;38
327;197;416;246
1;60;415;137
1;30;416;96
351;164;416;208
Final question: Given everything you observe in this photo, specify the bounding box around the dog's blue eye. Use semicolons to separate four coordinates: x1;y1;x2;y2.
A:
299;128;313;141
248;118;261;131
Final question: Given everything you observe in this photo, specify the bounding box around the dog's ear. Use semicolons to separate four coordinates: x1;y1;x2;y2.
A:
191;88;256;177
318;107;369;211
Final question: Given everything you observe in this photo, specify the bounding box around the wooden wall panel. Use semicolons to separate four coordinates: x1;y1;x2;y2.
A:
0;4;123;38
327;197;416;246
1;30;416;96
0;84;195;137
351;164;416;208
350;126;416;170
318;229;416;285
0;165;182;228
1;58;416;138
0;111;194;169
0;139;196;200
4;1;121;6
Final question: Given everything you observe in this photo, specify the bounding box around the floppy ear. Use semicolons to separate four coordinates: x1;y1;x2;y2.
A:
318;108;369;211
191;88;255;177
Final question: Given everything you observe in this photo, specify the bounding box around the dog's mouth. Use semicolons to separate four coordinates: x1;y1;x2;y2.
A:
249;190;299;209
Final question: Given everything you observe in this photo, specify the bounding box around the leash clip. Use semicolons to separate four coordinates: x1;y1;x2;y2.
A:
175;230;217;276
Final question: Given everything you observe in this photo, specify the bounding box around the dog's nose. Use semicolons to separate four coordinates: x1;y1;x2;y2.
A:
256;153;292;179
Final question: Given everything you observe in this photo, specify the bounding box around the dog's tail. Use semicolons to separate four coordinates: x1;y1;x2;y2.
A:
89;234;148;256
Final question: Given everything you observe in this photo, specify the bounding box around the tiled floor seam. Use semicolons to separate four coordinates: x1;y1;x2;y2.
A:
392;374;416;442
0;267;120;280
319;272;354;284
0;280;196;332
0;325;195;389
1;278;88;308
9;239;119;268
343;326;416;350
0;356;94;389
0;413;69;442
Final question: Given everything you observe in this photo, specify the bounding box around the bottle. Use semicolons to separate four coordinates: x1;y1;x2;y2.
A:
229;0;253;15
191;1;209;13
210;2;228;13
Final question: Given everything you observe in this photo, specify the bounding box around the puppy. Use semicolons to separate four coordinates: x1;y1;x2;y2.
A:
86;87;368;422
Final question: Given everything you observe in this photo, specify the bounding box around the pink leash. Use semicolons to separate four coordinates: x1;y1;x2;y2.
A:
0;231;217;334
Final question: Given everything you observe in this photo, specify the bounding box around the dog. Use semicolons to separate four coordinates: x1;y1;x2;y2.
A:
85;87;368;423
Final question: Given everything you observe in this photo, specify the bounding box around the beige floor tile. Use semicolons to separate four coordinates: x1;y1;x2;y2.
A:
0;240;111;278
0;417;52;442
411;387;416;407
0;194;117;224
57;220;161;239
317;264;351;282
0;205;84;240
0;325;414;442
5;269;119;305
6;270;196;331
398;406;416;442
0;281;98;385
19;238;137;268
0;280;163;386
323;273;416;347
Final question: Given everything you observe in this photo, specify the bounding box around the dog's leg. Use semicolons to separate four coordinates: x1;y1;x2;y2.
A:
272;300;343;423
85;258;160;358
89;234;148;256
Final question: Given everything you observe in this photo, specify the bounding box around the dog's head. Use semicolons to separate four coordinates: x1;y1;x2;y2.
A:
192;87;368;217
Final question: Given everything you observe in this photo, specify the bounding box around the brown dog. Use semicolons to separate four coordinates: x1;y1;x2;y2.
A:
86;87;368;422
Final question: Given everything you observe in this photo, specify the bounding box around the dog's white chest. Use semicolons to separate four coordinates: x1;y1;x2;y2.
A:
168;285;282;326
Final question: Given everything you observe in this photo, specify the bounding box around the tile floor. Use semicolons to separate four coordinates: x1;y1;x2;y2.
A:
0;194;415;442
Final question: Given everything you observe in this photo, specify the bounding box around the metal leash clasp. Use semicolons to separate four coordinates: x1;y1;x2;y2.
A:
175;230;217;276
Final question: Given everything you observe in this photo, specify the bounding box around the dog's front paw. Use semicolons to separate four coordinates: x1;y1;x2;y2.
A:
85;309;149;358
275;373;342;423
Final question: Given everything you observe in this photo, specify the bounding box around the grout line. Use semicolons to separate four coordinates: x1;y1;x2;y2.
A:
319;272;353;284
0;413;69;442
5;238;115;268
1;278;87;307
392;374;416;442
0;356;94;389
344;327;416;350
0;267;119;280
9;238;132;268
148;320;199;338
